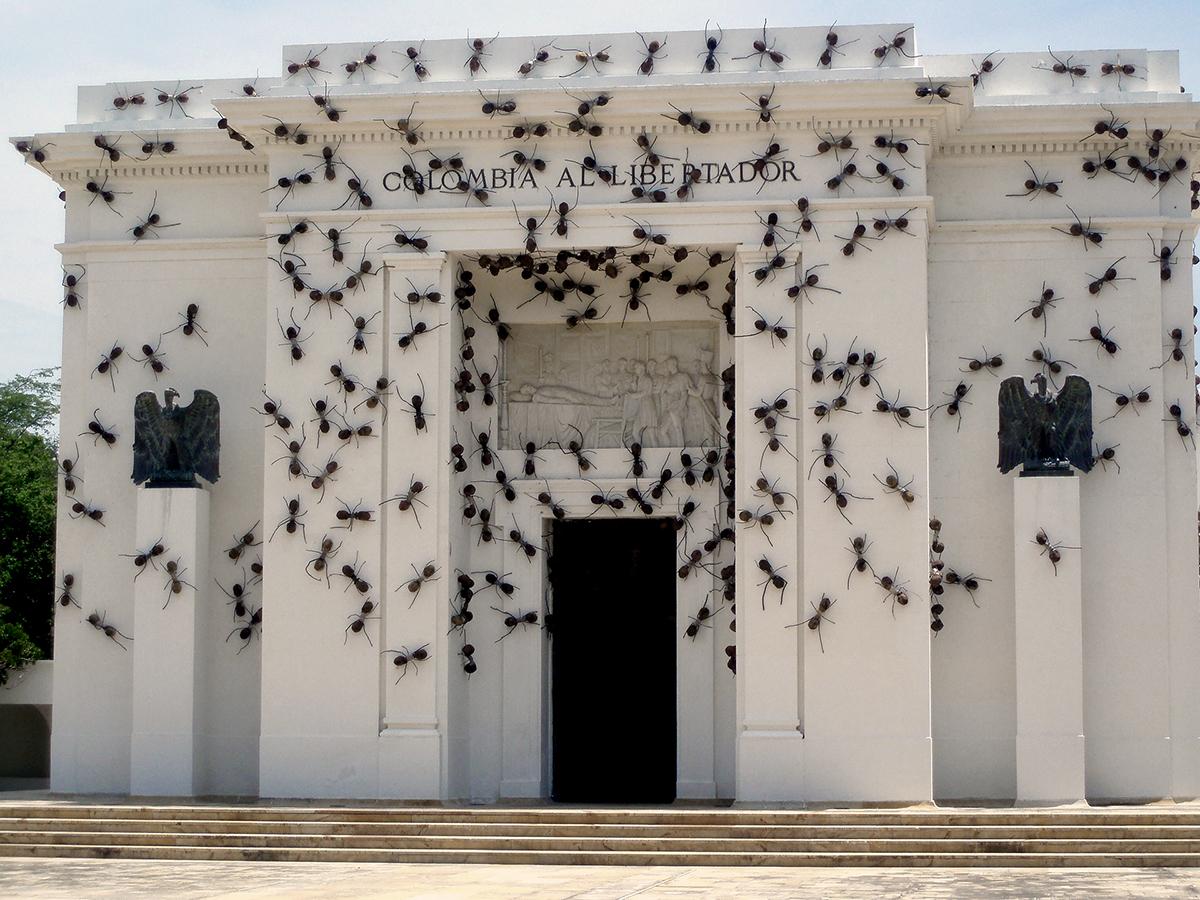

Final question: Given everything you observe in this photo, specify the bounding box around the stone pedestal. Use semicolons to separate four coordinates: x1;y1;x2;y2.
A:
1013;474;1085;805
130;486;208;796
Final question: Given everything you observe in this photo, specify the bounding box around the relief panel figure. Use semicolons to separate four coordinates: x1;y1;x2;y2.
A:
502;323;720;449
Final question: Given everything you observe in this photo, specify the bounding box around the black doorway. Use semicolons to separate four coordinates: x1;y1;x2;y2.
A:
548;517;677;803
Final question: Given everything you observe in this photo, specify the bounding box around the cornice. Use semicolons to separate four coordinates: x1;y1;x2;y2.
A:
932;215;1198;242
258;195;936;226
53;236;264;259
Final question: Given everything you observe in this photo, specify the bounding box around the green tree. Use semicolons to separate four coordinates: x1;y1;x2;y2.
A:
0;368;58;685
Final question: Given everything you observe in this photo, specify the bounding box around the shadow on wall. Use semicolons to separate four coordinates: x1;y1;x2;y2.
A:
0;706;50;786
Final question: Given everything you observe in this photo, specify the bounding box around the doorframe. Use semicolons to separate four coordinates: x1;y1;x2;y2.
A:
496;477;724;801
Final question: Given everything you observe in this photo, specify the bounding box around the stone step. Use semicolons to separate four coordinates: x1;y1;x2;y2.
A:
5;829;1200;855
8;817;1200;840
1;842;1197;867
3;805;1200;827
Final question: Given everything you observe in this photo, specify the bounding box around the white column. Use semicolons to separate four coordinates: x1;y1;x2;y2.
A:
1014;474;1085;805
130;486;209;796
378;252;451;798
733;248;804;801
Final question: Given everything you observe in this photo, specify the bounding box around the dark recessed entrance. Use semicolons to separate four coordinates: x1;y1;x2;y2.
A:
548;517;677;803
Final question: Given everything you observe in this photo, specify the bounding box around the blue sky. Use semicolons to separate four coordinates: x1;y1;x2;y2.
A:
2;0;1197;382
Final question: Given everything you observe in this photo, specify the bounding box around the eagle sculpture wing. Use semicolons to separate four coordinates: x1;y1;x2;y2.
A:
1054;375;1093;473
180;390;221;484
131;392;165;484
997;376;1034;474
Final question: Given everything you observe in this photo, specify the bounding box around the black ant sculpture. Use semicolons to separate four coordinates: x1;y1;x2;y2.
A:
285;46;326;80
84;174;124;214
637;32;668;74
846;534;875;588
399;563;439;606
684;605;720;640
1035;47;1088;84
339;553;372;596
836;213;881;256
971;51;1004;86
508;516;542;559
91;343;123;392
1081;146;1128;180
58;444;81;494
1027;343;1076;390
1092;443;1121;473
153;82;202;118
129;192;179;241
1153;327;1191;369
334;498;375;531
160;559;195;609
1052;206;1104;248
270;496;307;542
492;607;539;642
464;33;498;76
1083;107;1130;142
515;43;556;77
743;86;779;123
737;506;787;547
1086;257;1132;294
1070;312;1120;357
936;382;973;432
914;80;957;104
790;595;837;652
664;103;712;134
877;570;911;616
344;599;378;645
1007;161;1062;200
226;523;260;562
134;338;168;378
699;20;724;72
396;374;431;432
68;500;104;526
807;431;849;479
874;389;924;428
821;474;872;525
122;538;166;581
818;20;858;67
1033;528;1080;575
1150;232;1185;281
874;460;917;506
555;424;594;473
87;611;131;649
1014;283;1062;338
873;130;926;167
1098;385;1152;422
384;644;430;681
58;573;80;608
734;20;785;68
556;42;612;77
756;557;788;609
873;27;913;64
1167;402;1196;450
397;42;430;79
61;265;85;310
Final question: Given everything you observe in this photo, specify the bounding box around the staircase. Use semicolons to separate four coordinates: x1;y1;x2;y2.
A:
2;804;1200;866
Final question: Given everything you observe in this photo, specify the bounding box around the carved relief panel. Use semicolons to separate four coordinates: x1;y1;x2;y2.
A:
500;323;721;449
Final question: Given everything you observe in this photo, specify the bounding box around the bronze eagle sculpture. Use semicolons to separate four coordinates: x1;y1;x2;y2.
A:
997;374;1092;475
132;388;220;486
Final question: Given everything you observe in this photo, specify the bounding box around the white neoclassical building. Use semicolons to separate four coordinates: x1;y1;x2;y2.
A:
13;23;1200;805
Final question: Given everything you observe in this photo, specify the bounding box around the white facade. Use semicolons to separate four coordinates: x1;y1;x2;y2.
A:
13;23;1200;804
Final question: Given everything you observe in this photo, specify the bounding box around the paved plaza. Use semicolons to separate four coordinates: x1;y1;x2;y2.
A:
2;860;1200;899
